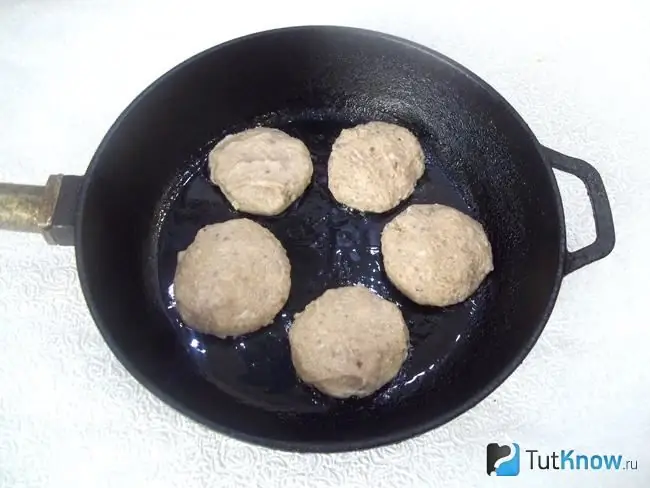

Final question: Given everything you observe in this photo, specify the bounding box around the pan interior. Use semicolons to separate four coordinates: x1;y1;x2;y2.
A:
154;109;485;418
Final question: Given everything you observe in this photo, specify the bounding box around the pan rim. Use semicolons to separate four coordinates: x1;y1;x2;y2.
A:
75;25;567;453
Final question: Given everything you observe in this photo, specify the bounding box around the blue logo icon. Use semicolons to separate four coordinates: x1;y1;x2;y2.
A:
487;443;520;476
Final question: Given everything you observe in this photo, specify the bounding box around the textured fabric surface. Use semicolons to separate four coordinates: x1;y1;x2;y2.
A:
1;1;649;487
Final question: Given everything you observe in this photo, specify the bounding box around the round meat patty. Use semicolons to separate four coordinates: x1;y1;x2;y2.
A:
381;204;493;307
174;218;291;338
327;121;425;213
289;286;409;398
208;127;313;216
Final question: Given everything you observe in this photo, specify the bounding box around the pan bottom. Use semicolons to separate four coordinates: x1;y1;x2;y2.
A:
152;110;491;415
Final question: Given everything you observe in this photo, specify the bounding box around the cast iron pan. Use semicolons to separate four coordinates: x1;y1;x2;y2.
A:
0;26;615;452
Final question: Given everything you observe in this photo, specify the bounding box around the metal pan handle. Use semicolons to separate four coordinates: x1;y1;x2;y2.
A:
543;147;615;275
0;175;83;246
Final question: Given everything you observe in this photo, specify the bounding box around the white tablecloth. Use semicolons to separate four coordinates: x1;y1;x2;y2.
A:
1;1;649;487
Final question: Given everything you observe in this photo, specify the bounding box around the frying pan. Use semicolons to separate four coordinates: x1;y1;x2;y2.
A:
0;26;615;452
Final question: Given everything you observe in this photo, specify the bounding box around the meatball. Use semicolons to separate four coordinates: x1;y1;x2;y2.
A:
381;204;493;306
208;127;313;216
289;286;409;398
174;219;291;337
327;121;425;213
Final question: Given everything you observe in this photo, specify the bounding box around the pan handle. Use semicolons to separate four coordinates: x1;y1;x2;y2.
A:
543;147;615;275
0;175;83;246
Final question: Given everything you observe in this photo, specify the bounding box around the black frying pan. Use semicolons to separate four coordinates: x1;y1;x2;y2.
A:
0;26;615;452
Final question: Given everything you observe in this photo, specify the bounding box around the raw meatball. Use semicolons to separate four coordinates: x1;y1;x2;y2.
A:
328;121;425;213
381;204;493;307
208;127;313;216
174;219;291;338
289;286;409;398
